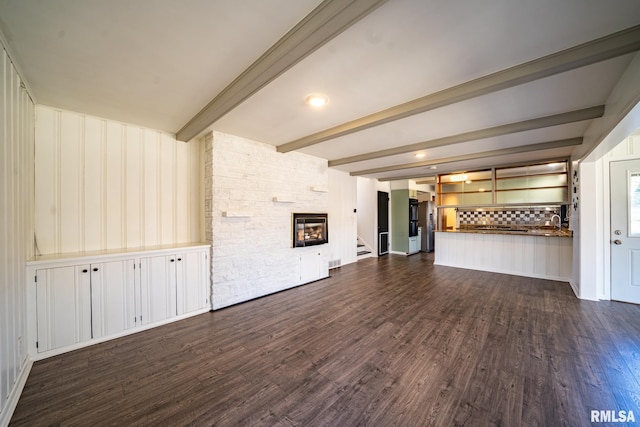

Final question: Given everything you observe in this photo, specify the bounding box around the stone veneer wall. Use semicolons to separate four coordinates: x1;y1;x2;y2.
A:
204;131;328;309
458;207;561;226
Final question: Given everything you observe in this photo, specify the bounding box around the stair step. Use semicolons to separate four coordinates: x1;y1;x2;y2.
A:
357;250;371;256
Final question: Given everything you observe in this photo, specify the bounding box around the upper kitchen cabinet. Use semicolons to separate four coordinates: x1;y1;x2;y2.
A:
495;162;568;205
437;161;569;207
437;170;493;207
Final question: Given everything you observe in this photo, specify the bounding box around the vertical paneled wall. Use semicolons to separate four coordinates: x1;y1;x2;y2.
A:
0;46;34;421
328;169;357;267
35;105;202;255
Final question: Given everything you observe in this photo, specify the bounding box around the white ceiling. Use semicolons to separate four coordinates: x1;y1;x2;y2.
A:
1;0;640;181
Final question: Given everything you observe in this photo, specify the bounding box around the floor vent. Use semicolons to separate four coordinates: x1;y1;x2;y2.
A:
329;259;341;269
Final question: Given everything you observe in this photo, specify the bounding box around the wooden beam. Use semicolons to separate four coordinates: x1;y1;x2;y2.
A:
176;0;389;142
350;138;583;176
278;24;640;153
329;106;602;167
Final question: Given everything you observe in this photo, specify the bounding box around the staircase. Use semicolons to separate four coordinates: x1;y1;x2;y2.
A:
357;236;373;259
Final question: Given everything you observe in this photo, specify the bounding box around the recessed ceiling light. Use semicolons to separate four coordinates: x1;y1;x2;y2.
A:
414;152;426;159
305;94;329;108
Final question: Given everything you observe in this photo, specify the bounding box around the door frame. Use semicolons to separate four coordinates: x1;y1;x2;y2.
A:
377;191;389;256
603;156;640;301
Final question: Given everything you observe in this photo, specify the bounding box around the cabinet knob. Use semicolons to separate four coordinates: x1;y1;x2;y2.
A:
82;269;88;273
177;258;182;261
170;259;175;262
93;268;98;272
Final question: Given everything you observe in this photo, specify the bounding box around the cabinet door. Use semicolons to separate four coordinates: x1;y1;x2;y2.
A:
140;255;177;324
90;260;136;338
176;250;209;315
36;266;91;352
299;252;322;284
408;237;418;253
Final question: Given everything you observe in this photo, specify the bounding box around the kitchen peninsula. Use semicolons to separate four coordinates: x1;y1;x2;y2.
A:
434;161;574;286
435;224;573;283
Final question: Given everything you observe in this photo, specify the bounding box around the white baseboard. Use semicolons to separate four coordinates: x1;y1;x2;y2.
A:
32;308;211;361
0;356;33;427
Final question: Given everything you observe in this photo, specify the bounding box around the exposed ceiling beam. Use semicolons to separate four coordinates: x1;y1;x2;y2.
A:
415;178;436;185
377;155;572;182
349;137;583;176
378;174;435;183
329;106;603;167
277;24;640;153
176;0;389;142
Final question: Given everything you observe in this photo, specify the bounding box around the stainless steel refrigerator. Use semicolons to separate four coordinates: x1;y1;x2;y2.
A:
419;201;435;252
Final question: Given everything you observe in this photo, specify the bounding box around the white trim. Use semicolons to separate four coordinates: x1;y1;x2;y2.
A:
433;261;572;283
32;308;210;361
604;154;640;302
389;250;407;256
0;357;33;427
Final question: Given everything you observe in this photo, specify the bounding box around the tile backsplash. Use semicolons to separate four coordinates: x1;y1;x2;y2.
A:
458;207;561;226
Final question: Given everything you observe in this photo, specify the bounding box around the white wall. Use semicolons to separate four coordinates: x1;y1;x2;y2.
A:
328;169;357;267
207;131;330;309
0;43;34;425
357;177;391;256
356;177;376;250
34;105;202;254
575;52;640;301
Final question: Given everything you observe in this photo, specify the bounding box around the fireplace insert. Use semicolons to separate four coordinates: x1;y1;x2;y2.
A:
293;213;328;247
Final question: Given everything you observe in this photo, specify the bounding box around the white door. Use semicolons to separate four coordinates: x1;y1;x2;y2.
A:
140;255;177;324
611;159;640;304
90;260;136;338
176;250;208;315
299;251;321;284
36;266;91;352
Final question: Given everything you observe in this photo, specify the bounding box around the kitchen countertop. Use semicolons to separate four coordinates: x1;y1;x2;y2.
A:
437;226;573;238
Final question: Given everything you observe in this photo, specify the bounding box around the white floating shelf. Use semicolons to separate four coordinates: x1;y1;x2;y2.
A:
272;195;295;203
222;211;252;218
311;185;328;193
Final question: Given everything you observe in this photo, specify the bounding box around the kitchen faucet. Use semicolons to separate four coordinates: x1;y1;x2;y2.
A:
551;214;561;230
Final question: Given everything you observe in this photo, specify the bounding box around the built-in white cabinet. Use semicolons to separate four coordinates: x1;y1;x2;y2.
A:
176;250;209;315
28;244;210;357
297;250;328;284
35;265;92;352
408;236;419;254
140;255;177;324
35;259;136;352
139;250;209;324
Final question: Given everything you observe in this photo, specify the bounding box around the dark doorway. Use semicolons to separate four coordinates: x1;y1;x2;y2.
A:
377;191;389;256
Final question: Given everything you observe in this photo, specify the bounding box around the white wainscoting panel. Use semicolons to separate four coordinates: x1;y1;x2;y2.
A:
435;232;573;282
0;44;34;425
35;105;202;254
328;169;358;267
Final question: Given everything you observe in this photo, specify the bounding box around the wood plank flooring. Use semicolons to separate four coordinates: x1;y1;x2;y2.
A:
11;253;640;426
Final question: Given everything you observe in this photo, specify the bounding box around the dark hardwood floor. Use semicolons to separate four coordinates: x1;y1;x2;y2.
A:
11;253;640;426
